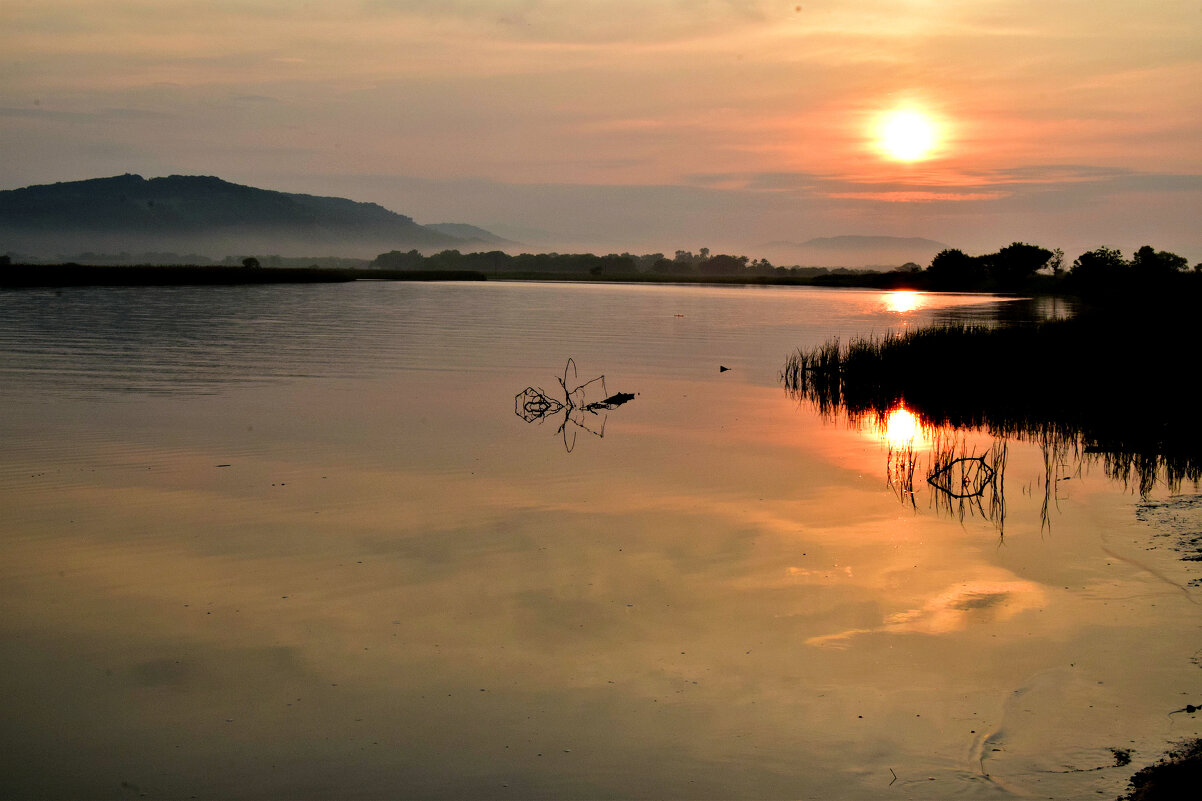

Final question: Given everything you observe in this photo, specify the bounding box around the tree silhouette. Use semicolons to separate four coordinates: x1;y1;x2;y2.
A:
926;248;982;288
1048;248;1065;277
1070;247;1123;278
985;242;1052;288
699;253;749;275
1130;245;1187;277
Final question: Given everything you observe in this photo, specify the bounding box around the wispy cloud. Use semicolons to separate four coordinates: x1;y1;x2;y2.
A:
362;0;777;43
807;580;1046;647
827;190;1011;203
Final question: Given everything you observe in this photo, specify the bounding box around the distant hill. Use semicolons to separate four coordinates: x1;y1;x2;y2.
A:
760;235;947;268
788;235;947;251
478;223;555;246
425;222;518;248
0;174;508;260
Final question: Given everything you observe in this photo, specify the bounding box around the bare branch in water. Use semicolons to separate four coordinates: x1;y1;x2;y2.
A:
515;359;636;451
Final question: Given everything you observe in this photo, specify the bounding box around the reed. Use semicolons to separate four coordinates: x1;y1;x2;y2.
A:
782;310;1201;495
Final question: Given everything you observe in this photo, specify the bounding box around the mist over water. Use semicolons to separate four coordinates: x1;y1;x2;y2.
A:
1;281;1196;800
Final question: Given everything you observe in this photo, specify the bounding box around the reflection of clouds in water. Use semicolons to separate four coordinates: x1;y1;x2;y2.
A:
806;580;1045;646
786;565;854;579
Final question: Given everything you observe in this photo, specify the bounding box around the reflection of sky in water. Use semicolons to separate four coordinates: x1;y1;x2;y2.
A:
0;282;1048;398
0;282;1192;800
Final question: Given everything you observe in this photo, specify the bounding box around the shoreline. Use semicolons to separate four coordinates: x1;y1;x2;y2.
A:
0;263;492;287
0;262;1017;292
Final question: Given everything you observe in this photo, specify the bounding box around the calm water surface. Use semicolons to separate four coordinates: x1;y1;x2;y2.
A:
0;281;1196;800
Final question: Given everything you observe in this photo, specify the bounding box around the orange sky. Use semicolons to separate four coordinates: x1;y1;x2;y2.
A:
2;1;1200;259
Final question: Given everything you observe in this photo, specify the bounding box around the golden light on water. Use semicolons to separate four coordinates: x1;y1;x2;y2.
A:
875;109;938;162
882;407;924;448
885;290;922;313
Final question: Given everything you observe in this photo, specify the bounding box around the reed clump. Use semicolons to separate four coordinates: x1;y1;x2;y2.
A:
782;310;1201;494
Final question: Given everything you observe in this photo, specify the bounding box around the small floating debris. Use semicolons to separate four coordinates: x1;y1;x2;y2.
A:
719;365;731;372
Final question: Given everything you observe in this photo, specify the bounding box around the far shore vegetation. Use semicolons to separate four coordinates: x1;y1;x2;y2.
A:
367;241;1202;300
3;240;1199;297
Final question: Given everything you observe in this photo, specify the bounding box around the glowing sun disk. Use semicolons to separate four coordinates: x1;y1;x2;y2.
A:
877;110;937;162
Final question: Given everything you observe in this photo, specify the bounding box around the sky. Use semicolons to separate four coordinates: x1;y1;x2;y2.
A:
2;0;1201;261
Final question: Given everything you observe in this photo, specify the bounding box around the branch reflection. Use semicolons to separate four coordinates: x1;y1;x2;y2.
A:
884;425;1009;536
515;358;636;452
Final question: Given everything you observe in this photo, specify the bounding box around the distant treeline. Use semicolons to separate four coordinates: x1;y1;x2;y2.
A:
371;247;848;281
6;241;1198;298
369;243;1201;296
916;242;1200;296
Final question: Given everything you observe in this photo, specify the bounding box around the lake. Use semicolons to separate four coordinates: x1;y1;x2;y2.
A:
0;280;1196;800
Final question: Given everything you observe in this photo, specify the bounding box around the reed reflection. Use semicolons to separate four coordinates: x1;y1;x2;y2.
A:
872;407;1009;534
781;314;1202;527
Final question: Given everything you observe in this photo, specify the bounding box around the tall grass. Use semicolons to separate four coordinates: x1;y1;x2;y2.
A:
782;312;1201;496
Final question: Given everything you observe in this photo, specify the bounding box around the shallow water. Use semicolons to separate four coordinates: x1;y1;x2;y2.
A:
0;281;1195;800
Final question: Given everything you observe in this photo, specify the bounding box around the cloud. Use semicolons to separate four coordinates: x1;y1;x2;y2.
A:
826;190;1011;203
363;0;777;43
807;579;1046;646
685;164;1202;202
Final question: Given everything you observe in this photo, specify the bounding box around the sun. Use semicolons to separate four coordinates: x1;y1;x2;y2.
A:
875;109;938;162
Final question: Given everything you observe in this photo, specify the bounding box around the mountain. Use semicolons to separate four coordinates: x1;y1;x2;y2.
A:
476;223;554;246
791;235;946;251
0;174;506;260
759;235;947;268
424;222;518;247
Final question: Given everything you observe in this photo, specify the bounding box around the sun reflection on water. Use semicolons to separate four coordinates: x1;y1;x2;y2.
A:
882;406;925;448
885;290;923;313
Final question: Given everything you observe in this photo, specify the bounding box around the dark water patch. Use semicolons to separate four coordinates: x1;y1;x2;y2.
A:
0;282;471;397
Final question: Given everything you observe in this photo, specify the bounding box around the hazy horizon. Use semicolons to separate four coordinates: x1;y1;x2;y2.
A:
2;2;1200;262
